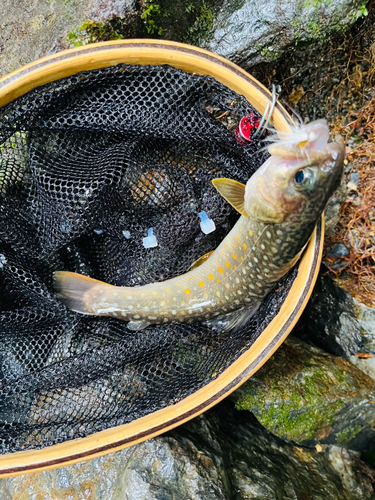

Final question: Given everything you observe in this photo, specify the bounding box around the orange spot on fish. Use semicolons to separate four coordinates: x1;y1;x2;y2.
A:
234;265;237;270
232;254;237;260
218;266;223;273
236;236;240;241
208;274;213;281
243;244;247;250
166;287;171;292
249;230;253;236
216;278;220;283
241;256;244;261
199;281;204;287
225;262;230;268
185;289;190;295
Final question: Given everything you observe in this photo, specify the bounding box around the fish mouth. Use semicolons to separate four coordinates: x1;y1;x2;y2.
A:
321;142;345;173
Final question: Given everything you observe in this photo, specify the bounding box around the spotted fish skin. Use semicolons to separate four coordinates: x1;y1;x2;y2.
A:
54;120;345;331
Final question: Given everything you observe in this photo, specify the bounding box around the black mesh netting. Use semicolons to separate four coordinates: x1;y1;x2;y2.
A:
0;64;298;453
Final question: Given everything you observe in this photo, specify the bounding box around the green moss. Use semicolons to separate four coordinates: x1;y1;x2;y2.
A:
236;368;347;441
234;339;373;442
184;0;214;45
141;0;164;35
68;18;127;47
67;1;217;47
336;425;362;445
292;1;369;44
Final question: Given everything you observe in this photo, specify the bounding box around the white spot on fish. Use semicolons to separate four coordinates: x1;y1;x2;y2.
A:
263;255;268;260
237;290;242;295
144;306;149;311
148;316;157;320
266;231;271;238
128;305;134;310
121;312;127;317
260;244;265;250
134;315;140;319
171;310;177;315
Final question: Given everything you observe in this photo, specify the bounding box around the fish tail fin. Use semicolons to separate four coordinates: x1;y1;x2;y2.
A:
53;271;110;315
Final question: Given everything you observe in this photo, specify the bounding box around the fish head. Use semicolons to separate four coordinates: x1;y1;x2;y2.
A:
267;119;330;158
245;141;345;224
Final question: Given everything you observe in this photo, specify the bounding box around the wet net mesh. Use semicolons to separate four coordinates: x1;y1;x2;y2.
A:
0;64;297;453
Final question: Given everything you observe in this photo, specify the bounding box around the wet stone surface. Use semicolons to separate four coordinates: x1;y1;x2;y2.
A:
202;0;368;69
295;274;363;357
1;400;374;499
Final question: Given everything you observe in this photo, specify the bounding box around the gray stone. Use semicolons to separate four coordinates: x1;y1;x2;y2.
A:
203;0;368;69
203;0;368;68
0;0;136;78
349;299;375;381
353;298;375;352
295;274;363;357
1;400;375;499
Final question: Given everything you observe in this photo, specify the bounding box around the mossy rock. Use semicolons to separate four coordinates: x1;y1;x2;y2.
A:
232;337;375;447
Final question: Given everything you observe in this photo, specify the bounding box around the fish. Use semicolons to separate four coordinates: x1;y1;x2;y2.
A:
266;118;330;159
54;120;345;332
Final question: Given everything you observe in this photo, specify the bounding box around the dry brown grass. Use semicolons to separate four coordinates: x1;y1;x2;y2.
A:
325;85;375;306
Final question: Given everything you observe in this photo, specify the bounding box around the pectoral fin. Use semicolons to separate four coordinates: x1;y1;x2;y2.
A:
212;178;248;217
206;302;261;333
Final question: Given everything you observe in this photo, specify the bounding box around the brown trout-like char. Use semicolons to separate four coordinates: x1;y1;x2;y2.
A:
54;120;345;332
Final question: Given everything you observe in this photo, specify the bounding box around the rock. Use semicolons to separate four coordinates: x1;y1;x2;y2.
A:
0;0;136;77
349;299;375;380
0;0;370;79
295;274;362;357
232;336;375;451
202;0;368;69
1;400;375;499
353;298;375;353
324;180;348;237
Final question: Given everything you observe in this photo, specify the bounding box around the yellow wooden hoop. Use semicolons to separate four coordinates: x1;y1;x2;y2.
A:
0;40;322;477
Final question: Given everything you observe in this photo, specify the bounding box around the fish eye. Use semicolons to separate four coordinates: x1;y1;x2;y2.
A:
294;170;305;184
293;167;316;191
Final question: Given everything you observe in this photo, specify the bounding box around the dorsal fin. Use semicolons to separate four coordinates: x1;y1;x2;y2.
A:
212;178;248;217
